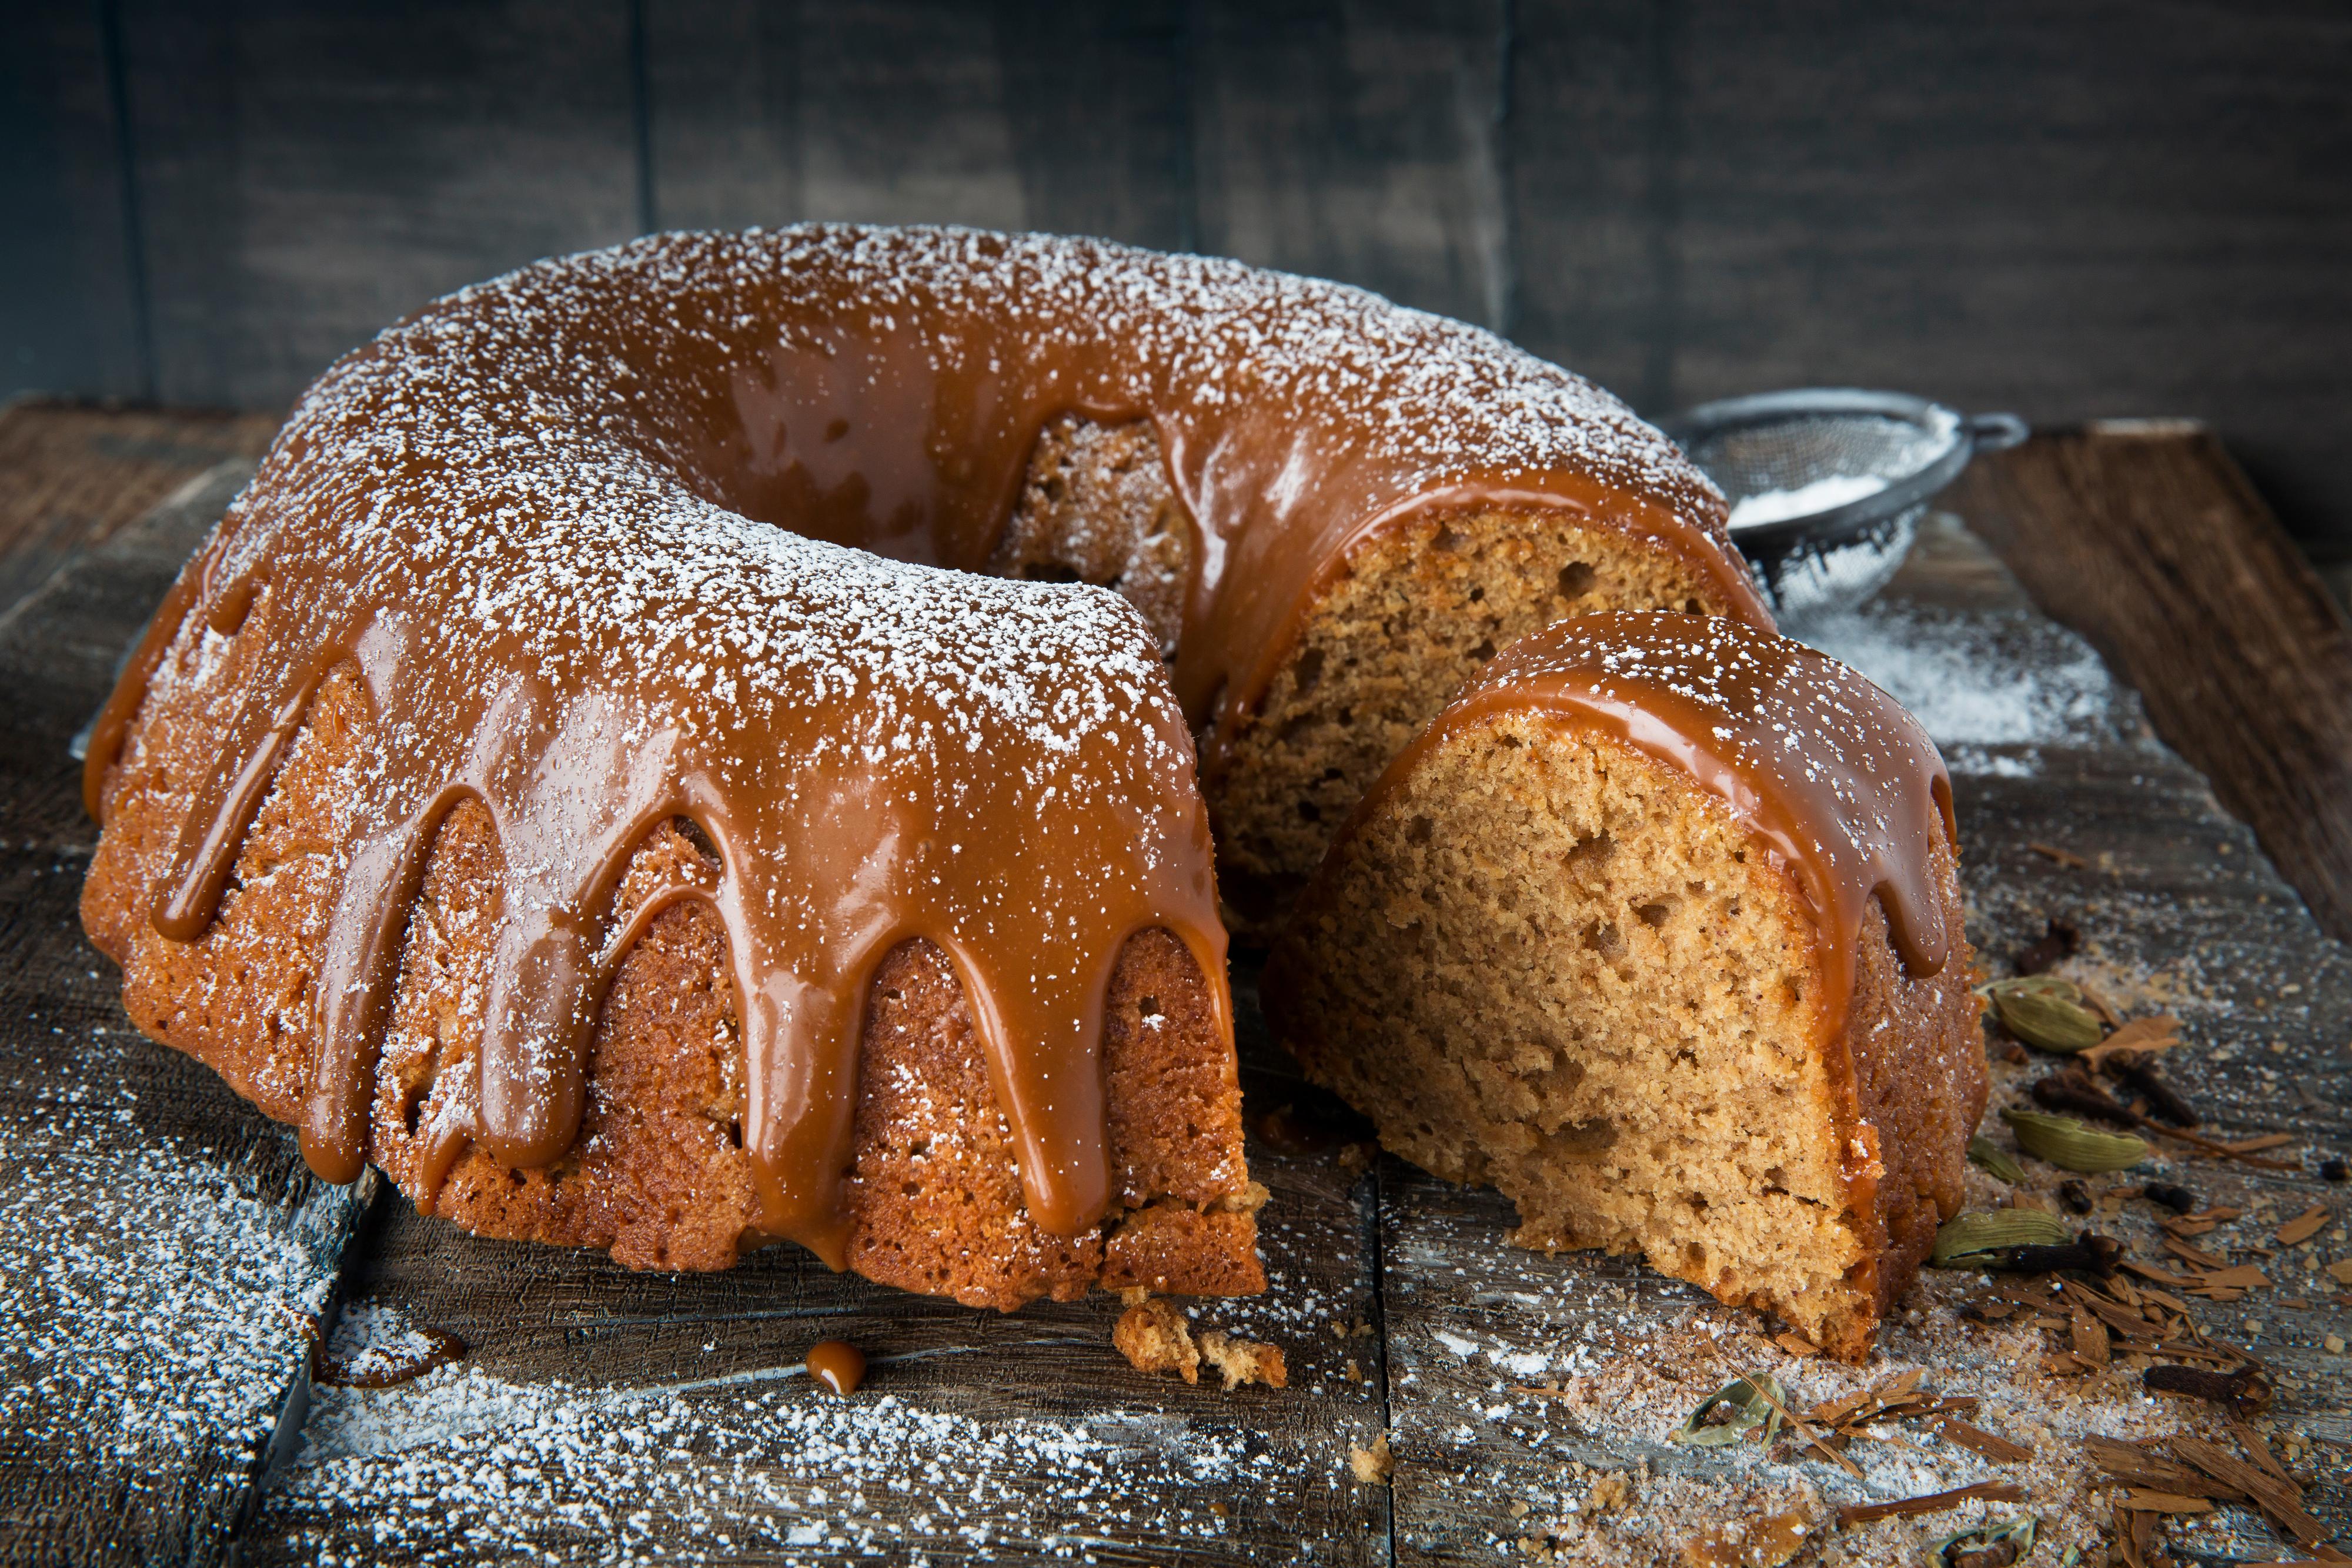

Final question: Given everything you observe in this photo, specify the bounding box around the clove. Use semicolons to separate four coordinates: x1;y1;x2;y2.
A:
2104;1052;2201;1128
2143;1363;2271;1416
2013;917;2080;977
2031;1069;2140;1128
1978;1234;2120;1278
2140;1181;2199;1215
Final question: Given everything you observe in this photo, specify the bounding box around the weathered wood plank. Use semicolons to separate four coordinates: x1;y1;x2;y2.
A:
0;400;276;620
1952;426;2352;947
0;464;375;1567
118;0;642;408
648;0;1198;243
1502;0;2352;557
1192;0;1511;329
1501;0;1671;405
1373;516;2352;1562
0;0;146;402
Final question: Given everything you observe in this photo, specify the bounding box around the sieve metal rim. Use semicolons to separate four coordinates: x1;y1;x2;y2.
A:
1658;388;2027;553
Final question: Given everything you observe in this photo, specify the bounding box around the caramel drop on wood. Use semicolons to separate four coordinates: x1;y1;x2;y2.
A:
807;1339;867;1396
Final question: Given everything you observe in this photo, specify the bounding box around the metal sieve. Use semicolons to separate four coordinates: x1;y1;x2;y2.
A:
1658;389;2027;622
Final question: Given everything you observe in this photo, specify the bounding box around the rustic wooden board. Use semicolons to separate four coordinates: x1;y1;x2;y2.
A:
0;400;278;621
115;0;642;409
1952;426;2352;947
0;463;376;1567
1502;1;2352;544
0;0;148;401
646;0;1511;330
2;433;2348;1563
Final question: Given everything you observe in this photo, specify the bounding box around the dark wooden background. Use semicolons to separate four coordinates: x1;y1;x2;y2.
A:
6;0;2352;569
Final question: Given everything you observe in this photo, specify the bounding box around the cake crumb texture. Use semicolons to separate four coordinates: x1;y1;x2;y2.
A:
1268;705;1981;1356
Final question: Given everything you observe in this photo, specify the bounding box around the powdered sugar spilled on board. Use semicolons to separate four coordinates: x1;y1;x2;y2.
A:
259;1363;1303;1565
1797;597;2136;764
0;1002;371;1536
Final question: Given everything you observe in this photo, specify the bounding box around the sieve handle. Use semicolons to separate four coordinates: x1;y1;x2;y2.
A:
1967;412;2030;452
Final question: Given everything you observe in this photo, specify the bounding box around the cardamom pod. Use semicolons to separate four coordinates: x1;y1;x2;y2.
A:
1967;1135;2026;1185
1930;1208;2076;1266
1984;977;2102;1053
1670;1374;1786;1447
2000;1107;2150;1172
1932;1514;2037;1568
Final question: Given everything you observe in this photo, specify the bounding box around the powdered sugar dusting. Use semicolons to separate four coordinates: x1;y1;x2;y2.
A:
256;1363;1316;1564
0;1012;371;1539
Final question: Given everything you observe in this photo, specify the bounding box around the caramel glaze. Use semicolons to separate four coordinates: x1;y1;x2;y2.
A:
81;226;1766;1267
1351;612;1957;1047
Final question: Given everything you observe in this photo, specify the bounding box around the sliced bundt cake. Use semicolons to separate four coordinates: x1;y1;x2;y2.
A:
1264;613;1984;1356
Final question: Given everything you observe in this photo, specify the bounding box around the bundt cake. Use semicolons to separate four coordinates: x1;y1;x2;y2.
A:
79;225;1766;1305
1264;614;1984;1356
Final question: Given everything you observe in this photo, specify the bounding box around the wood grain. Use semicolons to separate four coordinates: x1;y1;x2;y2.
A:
1190;0;1511;330
116;0;642;408
0;0;147;401
0;400;276;620
1952;426;2352;946
647;0;1197;245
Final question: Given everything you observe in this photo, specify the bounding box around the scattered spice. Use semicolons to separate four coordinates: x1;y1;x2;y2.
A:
1937;1417;2034;1464
1348;1434;1393;1485
1836;1480;2026;1527
2274;1205;2330;1246
1929;1515;2037;1568
1984;977;2103;1053
2014;917;2080;976
2057;1179;2094;1215
2104;1053;2200;1127
1678;1510;1812;1568
2142;1364;2270;1416
2321;1156;2348;1183
1671;1375;1786;1449
1932;1210;2076;1267
2078;1015;2179;1068
2141;1182;2199;1215
2028;842;2089;869
2032;1068;2139;1127
1967;1135;2026;1185
2002;1108;2150;1173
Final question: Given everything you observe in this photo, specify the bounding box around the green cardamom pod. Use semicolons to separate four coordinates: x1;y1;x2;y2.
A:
2000;1107;2150;1172
1932;1514;2038;1568
1967;1135;2026;1185
1930;1208;2076;1266
1985;978;2102;1053
1670;1374;1786;1447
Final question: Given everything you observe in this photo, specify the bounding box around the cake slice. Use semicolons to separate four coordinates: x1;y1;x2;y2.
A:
1263;613;1984;1356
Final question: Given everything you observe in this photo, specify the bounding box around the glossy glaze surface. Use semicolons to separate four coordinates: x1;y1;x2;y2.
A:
84;227;1759;1261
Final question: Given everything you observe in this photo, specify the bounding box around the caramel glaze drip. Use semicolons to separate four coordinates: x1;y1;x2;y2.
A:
1355;612;1956;1045
81;227;1767;1266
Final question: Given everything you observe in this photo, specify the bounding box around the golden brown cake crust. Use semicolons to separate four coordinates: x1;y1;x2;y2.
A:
83;627;1261;1305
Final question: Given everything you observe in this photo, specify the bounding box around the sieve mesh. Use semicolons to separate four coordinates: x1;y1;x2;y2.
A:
1660;389;2024;622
